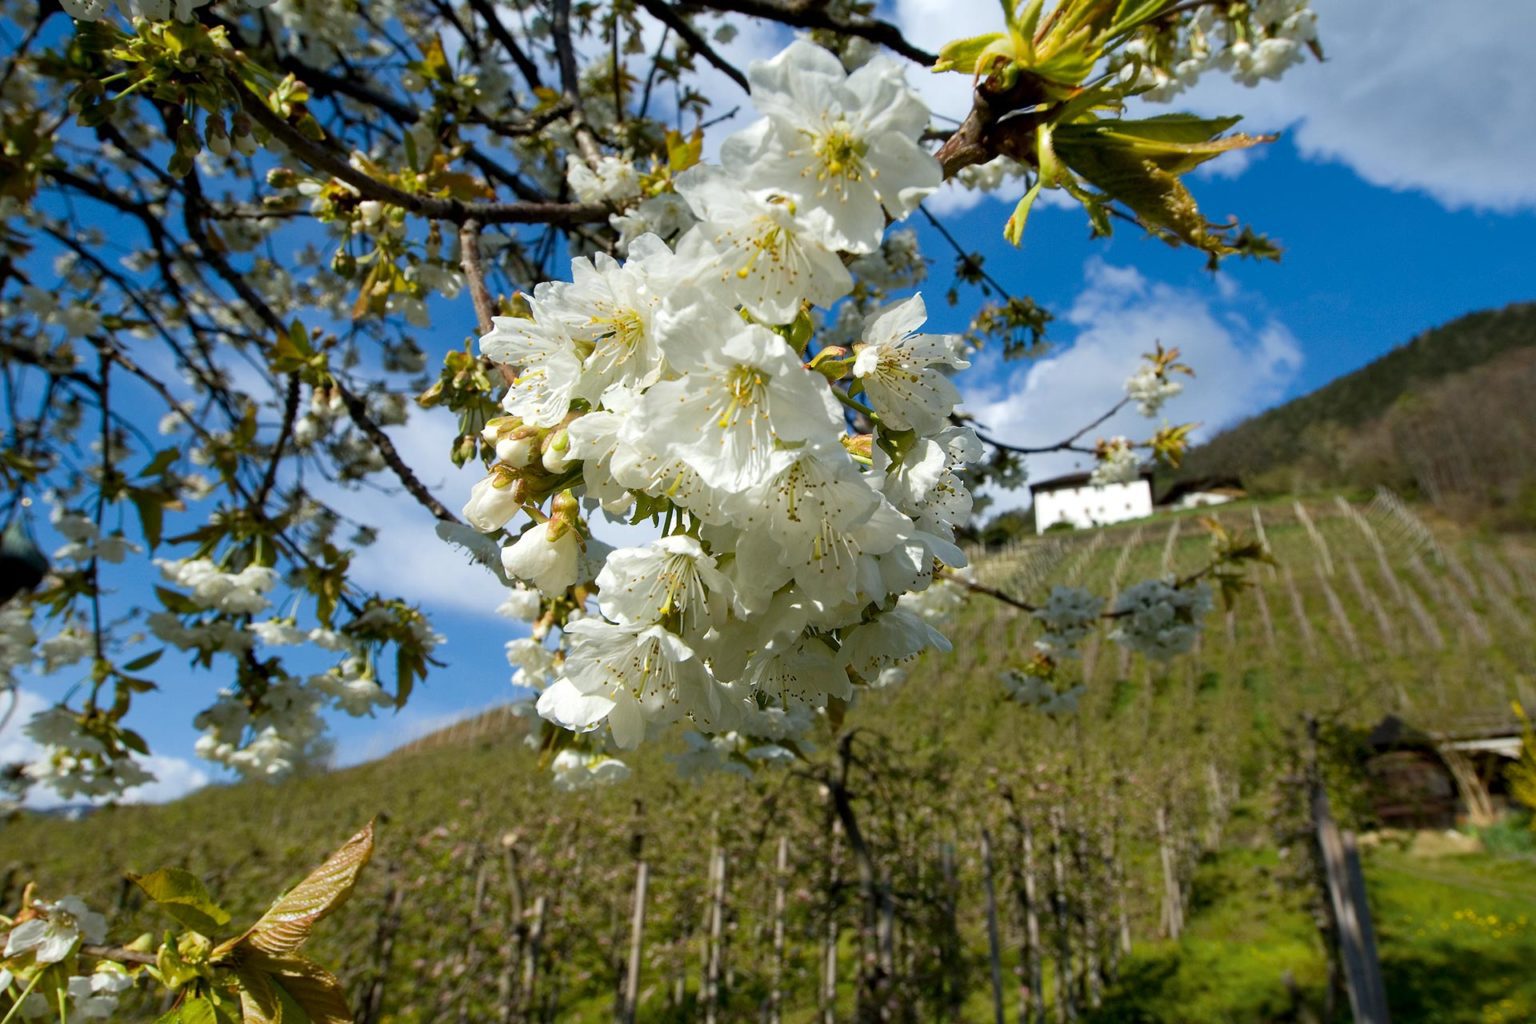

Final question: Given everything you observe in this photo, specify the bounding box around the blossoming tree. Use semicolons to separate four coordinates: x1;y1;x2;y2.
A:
0;0;1315;1015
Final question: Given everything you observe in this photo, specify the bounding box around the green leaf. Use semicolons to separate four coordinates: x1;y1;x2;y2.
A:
131;490;165;550
1095;112;1243;145
1003;181;1043;246
131;868;233;934
155;994;222;1024
156;585;199;614
119;728;152;756
122;649;164;672
140;448;180;478
1051;119;1272;256
932;32;1006;74
394;647;416;709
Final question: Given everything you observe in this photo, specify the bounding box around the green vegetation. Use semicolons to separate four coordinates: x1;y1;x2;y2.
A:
6;494;1536;1021
1172;302;1536;505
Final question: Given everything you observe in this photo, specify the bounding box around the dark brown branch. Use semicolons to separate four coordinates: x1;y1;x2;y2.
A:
689;0;938;66
175;168;465;528
941;569;1038;613
967;398;1131;456
238;88;609;226
80;944;157;967
635;0;751;93
459;219;497;335
551;0;603;164
255;373;301;509
332;379;462;525
464;0;546;92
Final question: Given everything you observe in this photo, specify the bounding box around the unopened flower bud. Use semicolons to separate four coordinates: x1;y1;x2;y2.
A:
541;429;573;473
497;435;535;468
462;474;525;532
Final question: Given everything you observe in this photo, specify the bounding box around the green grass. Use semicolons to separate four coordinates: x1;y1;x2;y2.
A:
1093;843;1536;1024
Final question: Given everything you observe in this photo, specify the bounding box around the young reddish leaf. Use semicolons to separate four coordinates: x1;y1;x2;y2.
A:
261;955;353;1024
238;821;374;957
237;968;281;1024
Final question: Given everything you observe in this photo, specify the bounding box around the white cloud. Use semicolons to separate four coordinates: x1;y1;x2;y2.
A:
892;0;1536;212
891;0;1002;121
1148;0;1536;212
0;690;209;808
323;407;513;618
962;259;1302;513
120;755;211;804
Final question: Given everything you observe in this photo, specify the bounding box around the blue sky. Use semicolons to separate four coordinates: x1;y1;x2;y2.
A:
6;0;1535;802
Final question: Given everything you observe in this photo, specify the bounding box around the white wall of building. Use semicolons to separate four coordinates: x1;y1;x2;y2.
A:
1034;479;1153;534
1171;491;1236;511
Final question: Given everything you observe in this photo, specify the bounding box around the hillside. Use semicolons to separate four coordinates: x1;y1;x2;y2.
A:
1173;302;1536;499
5;494;1536;1023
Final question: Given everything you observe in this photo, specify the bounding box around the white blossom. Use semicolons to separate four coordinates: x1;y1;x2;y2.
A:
722;41;940;253
1090;438;1141;486
4;896;106;964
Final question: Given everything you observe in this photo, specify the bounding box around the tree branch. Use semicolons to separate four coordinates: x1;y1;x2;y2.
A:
966;398;1130;456
688;0;938;66
459;219;497;335
635;0;750;93
238;87;609;226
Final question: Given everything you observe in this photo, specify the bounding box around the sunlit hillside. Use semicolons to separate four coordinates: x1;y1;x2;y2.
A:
6;494;1536;1023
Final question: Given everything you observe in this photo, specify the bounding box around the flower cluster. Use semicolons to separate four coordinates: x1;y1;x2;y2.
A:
1125;364;1182;418
139;559;437;779
155;559;279;616
1110;579;1215;659
4;896;106;964
1089;437;1141;486
2;895;134;1021
464;42;967;773
1002;670;1085;717
1119;0;1319;100
22;708;155;800
1032;586;1104;657
0;600;37;691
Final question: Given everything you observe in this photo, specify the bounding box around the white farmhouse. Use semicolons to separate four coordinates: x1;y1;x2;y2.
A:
1030;470;1154;534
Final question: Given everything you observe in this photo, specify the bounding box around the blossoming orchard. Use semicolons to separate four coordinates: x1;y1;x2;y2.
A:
0;0;1317;1017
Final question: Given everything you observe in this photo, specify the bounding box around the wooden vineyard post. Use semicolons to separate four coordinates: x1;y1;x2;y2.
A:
821;817;842;1024
358;867;406;1024
1281;564;1320;659
498;839;527;1024
1155;805;1183;941
1047;805;1078;1023
619;860;649;1024
937;840;964;1017
981;829;1007;1024
769;836;789;1024
1308;718;1390;1024
1070;822;1103;1011
1251;583;1279;657
1010;806;1046;1024
704;846;728;1024
521;895;547;1023
454;850;494;1024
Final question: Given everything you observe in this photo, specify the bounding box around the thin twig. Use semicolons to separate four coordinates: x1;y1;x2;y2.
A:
459;220;498;335
635;0;751;92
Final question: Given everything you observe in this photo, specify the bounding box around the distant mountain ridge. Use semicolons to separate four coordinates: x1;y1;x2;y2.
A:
1173;301;1536;491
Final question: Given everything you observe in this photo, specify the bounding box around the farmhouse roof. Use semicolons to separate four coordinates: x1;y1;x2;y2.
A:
1028;469;1153;495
